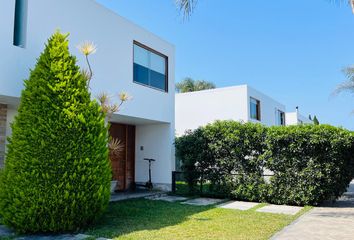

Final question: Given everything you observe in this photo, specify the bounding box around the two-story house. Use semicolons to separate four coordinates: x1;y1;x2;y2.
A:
175;85;312;136
0;0;175;191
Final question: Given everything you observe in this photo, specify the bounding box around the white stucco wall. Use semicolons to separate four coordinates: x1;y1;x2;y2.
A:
246;86;286;126
175;85;287;136
175;85;248;136
135;123;175;188
286;111;313;125
0;0;175;187
0;0;175;124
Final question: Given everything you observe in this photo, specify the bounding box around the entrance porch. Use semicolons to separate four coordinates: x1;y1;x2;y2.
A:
108;114;174;192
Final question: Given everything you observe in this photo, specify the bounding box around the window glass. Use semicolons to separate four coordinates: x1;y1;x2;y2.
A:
276;110;285;126
13;0;28;48
133;42;167;92
250;98;260;120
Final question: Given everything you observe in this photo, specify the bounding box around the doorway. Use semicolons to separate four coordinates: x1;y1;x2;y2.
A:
109;123;136;191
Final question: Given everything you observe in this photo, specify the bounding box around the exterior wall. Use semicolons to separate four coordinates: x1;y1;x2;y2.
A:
0;0;175;186
0;0;175;124
0;104;7;168
135;123;174;190
246;86;286;126
175;85;286;136
285;112;298;125
286;111;313;125
175;85;248;136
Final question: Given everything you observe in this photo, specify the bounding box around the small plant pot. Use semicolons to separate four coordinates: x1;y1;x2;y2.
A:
111;180;117;193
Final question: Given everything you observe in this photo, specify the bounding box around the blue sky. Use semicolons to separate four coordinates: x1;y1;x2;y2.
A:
97;0;354;130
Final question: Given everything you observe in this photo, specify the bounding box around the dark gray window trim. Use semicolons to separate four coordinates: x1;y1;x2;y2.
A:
133;40;169;93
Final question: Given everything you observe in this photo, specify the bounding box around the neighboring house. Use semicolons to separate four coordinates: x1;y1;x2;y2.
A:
0;0;175;191
286;108;313;125
175;85;311;136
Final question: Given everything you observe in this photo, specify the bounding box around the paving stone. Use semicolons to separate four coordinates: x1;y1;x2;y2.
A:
145;195;188;202
272;181;354;240
256;204;303;215
0;225;15;237
16;235;70;240
218;201;259;210
181;198;224;206
74;234;93;239
110;191;164;202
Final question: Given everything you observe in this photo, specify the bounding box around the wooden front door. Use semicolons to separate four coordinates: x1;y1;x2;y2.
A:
109;123;136;191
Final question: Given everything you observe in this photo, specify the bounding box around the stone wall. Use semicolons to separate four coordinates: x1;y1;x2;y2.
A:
0;104;7;168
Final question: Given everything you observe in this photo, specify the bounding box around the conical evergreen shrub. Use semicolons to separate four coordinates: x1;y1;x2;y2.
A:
0;32;111;233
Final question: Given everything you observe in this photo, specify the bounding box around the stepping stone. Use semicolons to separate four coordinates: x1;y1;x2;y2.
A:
218;201;259;210
182;198;224;206
16;235;74;240
0;225;15;237
145;195;188;202
96;238;113;240
256;204;303;215
74;234;93;240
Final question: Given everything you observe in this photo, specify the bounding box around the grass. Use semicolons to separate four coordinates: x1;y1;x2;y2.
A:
85;198;312;240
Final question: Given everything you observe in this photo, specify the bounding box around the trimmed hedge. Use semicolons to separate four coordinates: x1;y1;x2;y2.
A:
264;125;354;205
0;32;111;233
175;121;354;206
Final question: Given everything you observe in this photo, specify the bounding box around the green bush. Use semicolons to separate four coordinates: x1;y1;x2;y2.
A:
175;121;354;206
175;128;211;194
176;121;267;200
203;121;266;199
0;32;111;233
264;124;354;205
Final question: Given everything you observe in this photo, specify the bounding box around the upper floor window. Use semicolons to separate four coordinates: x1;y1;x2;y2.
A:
133;41;168;92
13;0;28;48
250;97;261;121
276;110;285;126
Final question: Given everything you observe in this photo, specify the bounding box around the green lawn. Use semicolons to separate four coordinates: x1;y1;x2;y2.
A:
86;198;311;240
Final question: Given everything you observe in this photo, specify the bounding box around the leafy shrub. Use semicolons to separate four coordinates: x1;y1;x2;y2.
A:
0;32;111;233
175;128;211;194
264;124;354;205
202;121;266;199
176;121;267;200
175;121;354;206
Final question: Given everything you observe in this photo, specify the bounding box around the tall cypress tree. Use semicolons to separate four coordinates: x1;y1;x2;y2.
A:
0;32;111;233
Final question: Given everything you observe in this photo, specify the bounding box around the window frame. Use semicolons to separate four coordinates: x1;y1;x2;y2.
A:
133;40;168;93
250;97;261;121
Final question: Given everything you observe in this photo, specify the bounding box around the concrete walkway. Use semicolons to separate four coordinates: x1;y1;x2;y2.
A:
272;180;354;240
110;190;164;202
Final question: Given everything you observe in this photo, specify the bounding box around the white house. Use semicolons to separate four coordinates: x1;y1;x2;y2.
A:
285;108;313;125
0;0;175;191
175;85;311;136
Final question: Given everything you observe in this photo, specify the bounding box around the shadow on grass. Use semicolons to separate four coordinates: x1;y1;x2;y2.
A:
85;198;214;239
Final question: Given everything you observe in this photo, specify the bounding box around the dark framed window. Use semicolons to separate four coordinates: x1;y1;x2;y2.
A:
13;0;28;48
276;110;285;126
250;97;261;121
133;41;168;92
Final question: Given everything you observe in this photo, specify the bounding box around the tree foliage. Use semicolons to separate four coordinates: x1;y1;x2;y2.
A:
0;32;111;233
313;115;319;125
176;77;216;93
176;0;354;19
